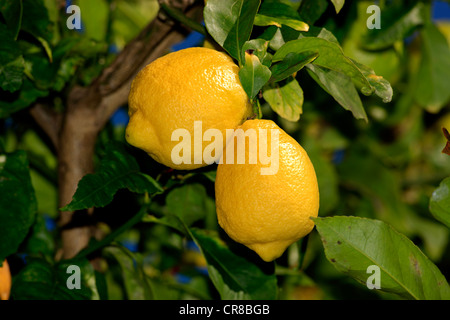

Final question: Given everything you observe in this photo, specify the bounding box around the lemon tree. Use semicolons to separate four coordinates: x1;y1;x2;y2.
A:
0;0;449;302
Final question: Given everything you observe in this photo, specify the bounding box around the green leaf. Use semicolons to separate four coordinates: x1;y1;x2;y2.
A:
0;151;37;262
190;228;278;300
0;78;48;119
298;0;329;25
204;0;260;63
0;0;23;39
94;270;108;300
263;77;304;121
239;52;272;100
0;55;24;93
337;146;448;261
202;170;216;182
258;0;301;19
315;216;450;300
361;2;424;50
351;60;393;103
306;64;367;121
143;213;187;235
242;39;271;67
340;1;403;86
111;0;159;50
104;245;153;300
25;37;95;92
273;37;373;94
301;136;339;215
78;0;109;41
414;23;450;113
166;183;212;227
0;23;24;92
12;257;94;300
270;51;318;82
330;0;345;13
265;27;285;51
299;26;340;44
73;207;147;261
56;257;100;299
21;213;55;257
21;0;53;61
430;177;450;228
60;142;162;211
254;14;309;32
25;54;59;90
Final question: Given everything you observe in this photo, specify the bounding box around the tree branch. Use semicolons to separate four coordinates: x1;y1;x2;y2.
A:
96;29;187;127
96;1;200;98
94;2;203;127
57;1;203;259
29;103;62;149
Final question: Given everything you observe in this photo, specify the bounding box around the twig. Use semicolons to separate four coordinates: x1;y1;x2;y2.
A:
160;2;207;35
65;207;148;262
95;3;203;127
29;103;62;149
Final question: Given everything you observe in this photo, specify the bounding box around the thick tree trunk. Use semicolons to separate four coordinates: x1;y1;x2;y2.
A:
57;90;100;258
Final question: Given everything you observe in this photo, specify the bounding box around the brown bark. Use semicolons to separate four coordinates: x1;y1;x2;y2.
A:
30;1;202;259
29;103;62;150
57;93;101;258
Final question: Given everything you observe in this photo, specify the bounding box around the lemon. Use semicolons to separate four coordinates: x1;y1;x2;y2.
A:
0;259;11;300
215;119;320;262
126;47;253;170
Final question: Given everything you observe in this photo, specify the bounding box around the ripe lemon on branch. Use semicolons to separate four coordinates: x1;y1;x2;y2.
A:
126;47;252;170
215;119;320;262
0;259;11;300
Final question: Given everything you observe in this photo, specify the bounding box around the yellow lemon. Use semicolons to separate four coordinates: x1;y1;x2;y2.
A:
0;259;11;300
215;119;320;262
126;47;253;170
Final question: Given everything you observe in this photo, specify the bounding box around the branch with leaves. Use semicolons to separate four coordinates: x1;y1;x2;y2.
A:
6;0;202;259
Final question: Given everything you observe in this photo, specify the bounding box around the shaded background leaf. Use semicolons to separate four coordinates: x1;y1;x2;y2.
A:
104;245;153;300
430;177;450;228
337;146;449;261
12;257;95;300
165;183;214;227
0;23;24;92
362;2;425;50
0;0;23;39
0;151;36;262
414;22;450;113
190;228;278;300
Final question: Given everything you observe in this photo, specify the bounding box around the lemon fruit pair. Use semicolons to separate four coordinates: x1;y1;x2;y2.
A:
126;47;319;261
